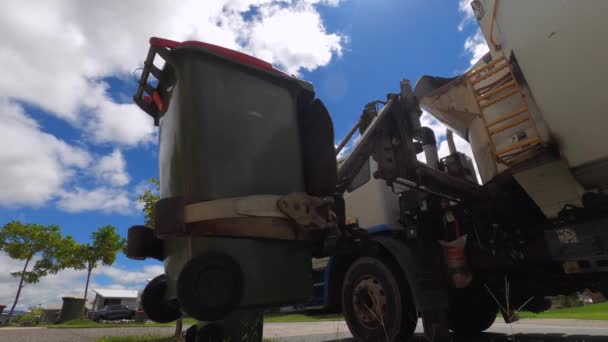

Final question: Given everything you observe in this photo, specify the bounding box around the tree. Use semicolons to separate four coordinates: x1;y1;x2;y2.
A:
15;305;44;324
70;226;126;300
137;177;183;336
138;178;160;228
0;221;70;322
137;178;185;337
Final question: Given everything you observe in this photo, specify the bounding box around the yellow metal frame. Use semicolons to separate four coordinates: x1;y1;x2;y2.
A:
466;56;543;166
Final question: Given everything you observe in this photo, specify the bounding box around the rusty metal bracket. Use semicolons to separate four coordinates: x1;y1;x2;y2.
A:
277;192;334;229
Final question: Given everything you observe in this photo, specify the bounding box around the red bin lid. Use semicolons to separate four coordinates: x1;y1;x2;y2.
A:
150;37;290;77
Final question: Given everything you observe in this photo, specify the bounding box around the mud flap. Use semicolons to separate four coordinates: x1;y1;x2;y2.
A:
373;235;451;341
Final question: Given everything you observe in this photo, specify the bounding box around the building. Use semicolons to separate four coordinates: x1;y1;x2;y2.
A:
91;289;139;311
40;304;62;324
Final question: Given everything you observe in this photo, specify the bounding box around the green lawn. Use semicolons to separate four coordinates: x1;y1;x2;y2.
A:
46;318;197;329
264;313;342;323
96;338;278;342
47;313;342;329
96;337;178;342
518;302;608;320
41;303;608;332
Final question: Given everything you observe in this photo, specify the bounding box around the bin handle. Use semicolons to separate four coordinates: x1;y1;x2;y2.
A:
133;40;174;126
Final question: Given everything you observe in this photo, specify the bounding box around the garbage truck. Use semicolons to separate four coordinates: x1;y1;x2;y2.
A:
126;1;608;341
302;1;608;340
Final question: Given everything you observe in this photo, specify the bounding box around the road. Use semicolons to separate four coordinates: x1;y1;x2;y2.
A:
2;319;608;341
270;319;608;341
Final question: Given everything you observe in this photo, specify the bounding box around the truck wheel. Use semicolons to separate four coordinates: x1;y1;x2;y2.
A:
448;286;498;335
342;257;416;341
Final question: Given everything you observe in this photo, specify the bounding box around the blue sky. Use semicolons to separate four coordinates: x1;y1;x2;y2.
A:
0;0;485;308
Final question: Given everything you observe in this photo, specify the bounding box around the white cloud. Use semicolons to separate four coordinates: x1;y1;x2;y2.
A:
56;187;133;214
93;149;130;187
86;98;158;146
0;98;138;211
418;112;480;183
336;131;360;160
0;254;90;310
304;0;342;6
97;264;165;285
458;0;475;31
0;253;164;310
0;0;345;146
464;29;489;66
457;0;489;66
420;111;447;139
0;98;91;207
244;2;343;74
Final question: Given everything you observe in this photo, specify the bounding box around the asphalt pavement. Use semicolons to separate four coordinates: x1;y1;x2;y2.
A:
271;319;608;341
2;319;608;342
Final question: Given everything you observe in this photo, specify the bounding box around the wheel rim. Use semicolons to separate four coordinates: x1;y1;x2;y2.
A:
351;275;388;330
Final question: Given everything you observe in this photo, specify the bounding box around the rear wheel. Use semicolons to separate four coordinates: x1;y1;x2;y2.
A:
342;257;417;341
448;286;498;335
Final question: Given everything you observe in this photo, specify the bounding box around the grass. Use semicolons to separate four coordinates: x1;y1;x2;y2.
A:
518;302;608;320
46;318;197;329
264;313;343;323
96;337;178;342
90;315;342;342
96;338;278;342
46;313;342;329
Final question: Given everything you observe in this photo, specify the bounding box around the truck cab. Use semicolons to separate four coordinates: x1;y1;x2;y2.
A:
344;158;401;229
309;157;400;310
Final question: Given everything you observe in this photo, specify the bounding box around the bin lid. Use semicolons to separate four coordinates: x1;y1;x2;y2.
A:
150;37;313;92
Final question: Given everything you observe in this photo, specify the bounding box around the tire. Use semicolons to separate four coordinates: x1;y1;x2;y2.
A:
342;257;417;341
185;325;198;342
448;286;498;335
142;274;182;323
185;323;225;342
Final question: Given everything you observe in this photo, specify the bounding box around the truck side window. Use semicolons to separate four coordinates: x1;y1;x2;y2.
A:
348;159;370;192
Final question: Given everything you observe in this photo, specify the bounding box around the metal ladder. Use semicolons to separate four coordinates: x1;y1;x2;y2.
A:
466;56;542;166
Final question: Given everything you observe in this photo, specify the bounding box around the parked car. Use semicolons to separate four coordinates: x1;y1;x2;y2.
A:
92;305;135;322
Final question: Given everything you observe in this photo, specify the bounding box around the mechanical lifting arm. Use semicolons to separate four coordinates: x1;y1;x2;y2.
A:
335;80;484;202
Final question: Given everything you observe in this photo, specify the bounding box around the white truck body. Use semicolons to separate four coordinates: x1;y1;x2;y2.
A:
418;0;608;218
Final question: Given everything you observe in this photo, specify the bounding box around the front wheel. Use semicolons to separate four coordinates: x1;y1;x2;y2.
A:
342;257;417;341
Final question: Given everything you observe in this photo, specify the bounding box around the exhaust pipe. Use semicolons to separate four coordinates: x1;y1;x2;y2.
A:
420;127;439;170
446;129;457;155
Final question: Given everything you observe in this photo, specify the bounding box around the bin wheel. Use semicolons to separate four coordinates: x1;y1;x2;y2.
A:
185;323;225;342
178;252;243;322
142;274;182;323
185;325;197;342
448;286;498;335
342;257;417;341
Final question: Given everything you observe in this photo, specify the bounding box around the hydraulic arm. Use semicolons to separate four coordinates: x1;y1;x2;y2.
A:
335;81;483;201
